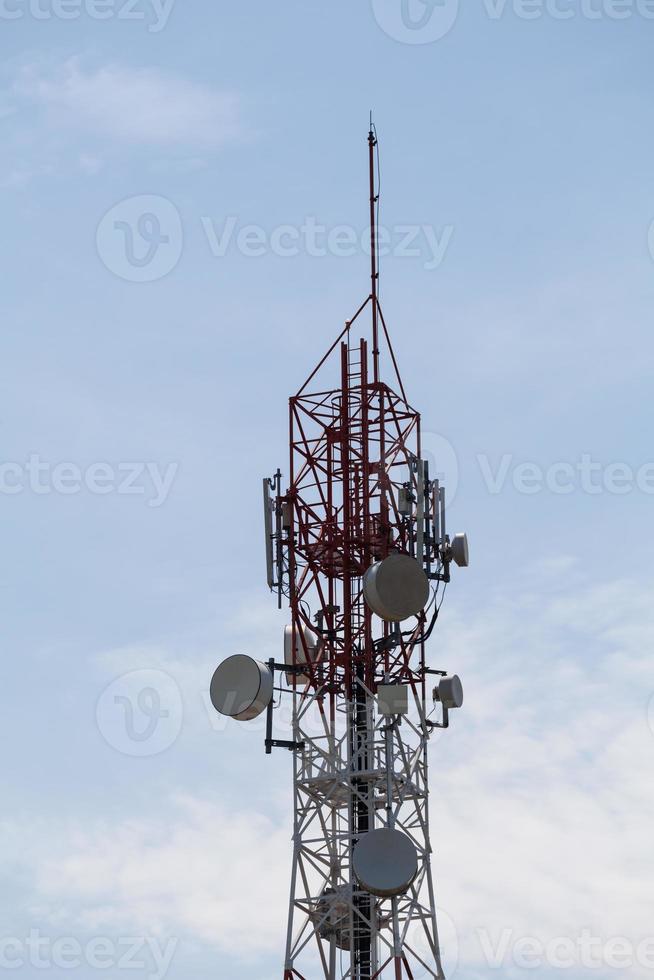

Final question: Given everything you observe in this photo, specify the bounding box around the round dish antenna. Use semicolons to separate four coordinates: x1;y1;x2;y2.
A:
434;674;464;709
353;828;419;898
450;532;469;568
363;553;430;622
210;655;274;721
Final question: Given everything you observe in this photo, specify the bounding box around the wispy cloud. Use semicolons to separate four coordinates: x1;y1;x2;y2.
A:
2;565;653;977
11;57;243;148
27;796;289;953
431;564;654;977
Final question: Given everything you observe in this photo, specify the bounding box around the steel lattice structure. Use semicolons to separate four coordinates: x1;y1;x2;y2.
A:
259;128;465;980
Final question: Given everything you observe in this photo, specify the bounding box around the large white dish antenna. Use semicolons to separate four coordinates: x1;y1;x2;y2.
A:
353;828;419;898
363;553;430;622
210;655;273;721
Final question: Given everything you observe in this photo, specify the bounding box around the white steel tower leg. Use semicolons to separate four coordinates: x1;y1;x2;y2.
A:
283;683;446;979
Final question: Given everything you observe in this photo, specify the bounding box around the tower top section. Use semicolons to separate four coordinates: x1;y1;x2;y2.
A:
296;122;409;407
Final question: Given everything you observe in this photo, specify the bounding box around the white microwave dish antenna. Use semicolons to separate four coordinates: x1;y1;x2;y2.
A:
210;655;273;721
451;532;469;568
434;674;464;709
353;828;419;898
363;553;430;622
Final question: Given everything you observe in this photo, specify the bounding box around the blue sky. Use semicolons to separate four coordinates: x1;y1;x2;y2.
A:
1;2;653;978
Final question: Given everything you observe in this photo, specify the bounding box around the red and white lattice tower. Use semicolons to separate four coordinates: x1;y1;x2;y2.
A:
211;127;468;980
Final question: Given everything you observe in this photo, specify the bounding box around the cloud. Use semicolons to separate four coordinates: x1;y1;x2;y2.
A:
2;564;653;977
11;58;242;148
25;796;289;954
430;564;654;977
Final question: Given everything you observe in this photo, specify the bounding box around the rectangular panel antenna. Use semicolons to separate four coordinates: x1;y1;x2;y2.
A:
263;477;274;589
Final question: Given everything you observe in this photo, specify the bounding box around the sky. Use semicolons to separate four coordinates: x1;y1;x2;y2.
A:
1;1;653;978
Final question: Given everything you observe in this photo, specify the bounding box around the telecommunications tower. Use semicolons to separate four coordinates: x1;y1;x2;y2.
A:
210;126;469;980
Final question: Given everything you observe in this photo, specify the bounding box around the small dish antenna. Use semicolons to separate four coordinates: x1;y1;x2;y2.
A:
210;655;274;721
450;532;469;568
353;828;419;898
284;623;321;685
433;674;464;710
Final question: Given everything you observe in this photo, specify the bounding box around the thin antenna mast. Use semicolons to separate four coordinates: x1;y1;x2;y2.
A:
368;119;380;384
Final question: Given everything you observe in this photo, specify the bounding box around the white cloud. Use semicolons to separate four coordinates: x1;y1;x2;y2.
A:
0;162;56;188
79;153;103;175
11;58;242;148
2;565;654;977
92;591;286;742
431;566;654;977
27;795;289;954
